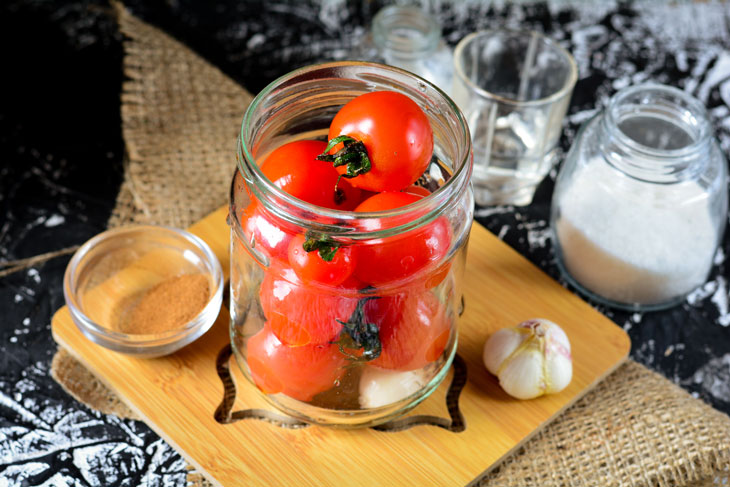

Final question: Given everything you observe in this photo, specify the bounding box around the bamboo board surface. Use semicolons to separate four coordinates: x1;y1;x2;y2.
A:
52;206;630;487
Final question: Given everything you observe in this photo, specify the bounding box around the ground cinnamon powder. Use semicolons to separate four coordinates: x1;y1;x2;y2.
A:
120;274;210;334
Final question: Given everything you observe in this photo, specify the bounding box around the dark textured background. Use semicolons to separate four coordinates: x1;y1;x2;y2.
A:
1;1;729;485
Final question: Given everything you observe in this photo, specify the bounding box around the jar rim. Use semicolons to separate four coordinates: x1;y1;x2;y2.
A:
236;61;472;237
604;82;712;161
372;5;441;58
453;29;578;107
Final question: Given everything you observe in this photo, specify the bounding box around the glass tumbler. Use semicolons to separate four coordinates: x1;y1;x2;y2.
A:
551;83;727;310
229;62;473;427
453;30;577;206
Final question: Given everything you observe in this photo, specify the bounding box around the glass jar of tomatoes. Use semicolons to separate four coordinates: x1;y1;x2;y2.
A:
229;62;473;427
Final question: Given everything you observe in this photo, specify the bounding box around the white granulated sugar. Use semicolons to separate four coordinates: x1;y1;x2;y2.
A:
27;268;41;283
568;108;600;126
714;247;725;265
691;354;730;404
556;158;717;305
497;224;510;240
0;462;52;485
0;391;51;432
634;339;656;366
43;214;65;227
36;472;78;487
696;51;730;105
710;276;730;327
521;221;550;250
14;379;37;394
73;442;145;486
687;279;718;306
474;205;514;219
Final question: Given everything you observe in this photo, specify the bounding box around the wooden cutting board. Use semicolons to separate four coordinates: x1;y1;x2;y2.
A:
52;206;630;487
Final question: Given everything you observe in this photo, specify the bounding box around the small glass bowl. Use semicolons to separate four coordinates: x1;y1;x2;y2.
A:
63;226;224;357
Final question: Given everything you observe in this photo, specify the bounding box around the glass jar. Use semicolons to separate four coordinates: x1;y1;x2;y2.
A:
353;5;453;95
551;83;727;310
229;62;473;427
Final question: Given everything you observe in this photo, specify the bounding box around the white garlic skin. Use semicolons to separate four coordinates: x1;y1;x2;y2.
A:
359;366;426;409
482;319;572;400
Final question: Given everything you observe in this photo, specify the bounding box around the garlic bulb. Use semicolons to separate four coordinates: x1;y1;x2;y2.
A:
483;319;572;400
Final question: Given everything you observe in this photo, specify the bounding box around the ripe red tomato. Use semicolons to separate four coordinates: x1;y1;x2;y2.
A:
353;192;452;287
424;261;452;289
355;190;422;214
240;201;293;263
403;184;432;197
364;291;451;371
325;91;433;192
261;140;361;210
287;234;355;287
259;265;358;346
247;325;346;402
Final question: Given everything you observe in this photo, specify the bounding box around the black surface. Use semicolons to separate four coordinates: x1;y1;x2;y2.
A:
1;1;729;485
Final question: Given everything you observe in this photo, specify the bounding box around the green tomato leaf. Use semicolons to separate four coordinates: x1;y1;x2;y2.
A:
316;135;372;178
302;231;340;262
334;297;382;362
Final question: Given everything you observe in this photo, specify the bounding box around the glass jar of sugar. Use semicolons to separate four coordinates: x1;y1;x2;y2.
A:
551;83;727;311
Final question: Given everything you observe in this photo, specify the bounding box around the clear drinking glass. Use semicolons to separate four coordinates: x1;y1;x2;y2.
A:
551;83;728;310
453;30;577;206
229;62;473;427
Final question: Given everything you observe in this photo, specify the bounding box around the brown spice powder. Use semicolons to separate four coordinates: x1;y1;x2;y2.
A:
120;274;211;334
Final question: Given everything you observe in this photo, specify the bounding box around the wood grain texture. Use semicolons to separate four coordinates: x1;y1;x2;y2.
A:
52;206;630;487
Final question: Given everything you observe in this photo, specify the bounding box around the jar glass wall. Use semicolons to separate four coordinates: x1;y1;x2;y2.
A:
229;62;473;427
551;83;727;310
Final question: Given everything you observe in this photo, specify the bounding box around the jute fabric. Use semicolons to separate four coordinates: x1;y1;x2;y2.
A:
51;6;730;486
108;2;253;228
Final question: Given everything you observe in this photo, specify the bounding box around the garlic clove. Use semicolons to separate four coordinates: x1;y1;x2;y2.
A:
545;321;571;354
544;320;573;394
359;366;426;409
498;345;545;399
545;352;572;394
482;327;525;375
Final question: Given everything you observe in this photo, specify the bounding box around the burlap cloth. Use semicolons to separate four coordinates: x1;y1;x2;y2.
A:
50;5;730;486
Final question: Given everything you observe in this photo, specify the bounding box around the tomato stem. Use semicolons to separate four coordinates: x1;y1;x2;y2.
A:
302;231;339;262
333;175;345;206
334;297;382;362
316;135;372;179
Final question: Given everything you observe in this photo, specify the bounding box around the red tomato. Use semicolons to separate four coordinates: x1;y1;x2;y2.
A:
240;201;293;263
355;191;422;214
364;291;451;371
353;192;452;287
259;265;357;346
424;261;452;289
247;325;346;402
261;140;361;210
287;234;355;287
403;184;432;197
339;274;367;292
325;91;433;192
